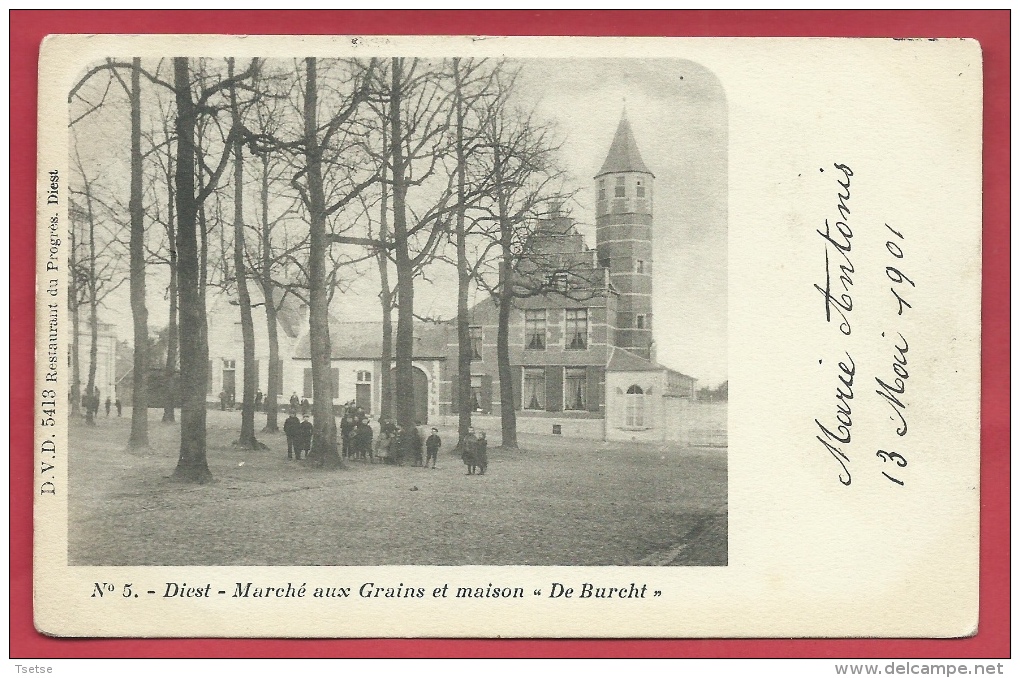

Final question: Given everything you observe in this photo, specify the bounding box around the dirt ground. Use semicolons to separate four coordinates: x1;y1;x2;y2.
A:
67;409;727;566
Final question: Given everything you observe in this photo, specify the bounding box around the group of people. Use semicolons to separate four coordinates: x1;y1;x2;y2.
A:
282;411;314;460
78;388;121;418
289;392;311;416
280;402;489;475
460;427;488;475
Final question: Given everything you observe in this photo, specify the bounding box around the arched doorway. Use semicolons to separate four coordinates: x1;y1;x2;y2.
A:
388;366;429;425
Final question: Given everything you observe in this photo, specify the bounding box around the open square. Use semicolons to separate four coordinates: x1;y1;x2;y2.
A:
69;410;727;566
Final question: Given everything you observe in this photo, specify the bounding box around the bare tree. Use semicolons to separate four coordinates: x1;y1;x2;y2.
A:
471;89;577;449
290;57;378;467
69;144;127;427
172;57;256;483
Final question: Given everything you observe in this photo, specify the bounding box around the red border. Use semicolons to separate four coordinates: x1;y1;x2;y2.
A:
10;10;1009;659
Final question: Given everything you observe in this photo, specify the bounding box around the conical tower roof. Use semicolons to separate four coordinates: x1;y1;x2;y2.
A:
595;111;653;179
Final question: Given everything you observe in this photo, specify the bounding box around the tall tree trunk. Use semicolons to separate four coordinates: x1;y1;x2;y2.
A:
496;260;517;449
82;174;99;427
163;153;178;423
453;57;473;447
69;222;81;418
390;58;416;431
128;57;149;445
172;57;212;483
260;154;280;433
230;58;260;450
377;102;393;420
496;144;518;449
303;58;340;467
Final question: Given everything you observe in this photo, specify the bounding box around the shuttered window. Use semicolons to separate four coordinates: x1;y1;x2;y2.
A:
302;368;312;399
525;310;546;350
564;368;587;410
523;368;545;410
565;309;587;349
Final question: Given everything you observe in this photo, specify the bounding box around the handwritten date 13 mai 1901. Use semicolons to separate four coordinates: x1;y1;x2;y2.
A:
813;163;915;487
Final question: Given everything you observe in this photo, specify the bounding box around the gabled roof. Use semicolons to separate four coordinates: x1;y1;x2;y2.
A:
293;320;450;361
595;112;653;179
606;347;664;372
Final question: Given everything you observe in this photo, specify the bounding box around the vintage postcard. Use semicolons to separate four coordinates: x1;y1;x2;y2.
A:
34;34;981;637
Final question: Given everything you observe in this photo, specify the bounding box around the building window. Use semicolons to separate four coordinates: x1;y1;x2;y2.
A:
636;314;646;329
599;256;610;269
598;179;606;202
636;179;646;198
470;374;483;412
564;368;587;410
635;259;645;274
222;359;236;400
565;308;588;350
543;271;568;291
471;326;483;358
625;384;645;427
615;176;626;198
523;368;546;410
525;309;546;350
356;370;372;383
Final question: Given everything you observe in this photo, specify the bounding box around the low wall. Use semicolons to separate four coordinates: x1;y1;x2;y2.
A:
438;413;605;441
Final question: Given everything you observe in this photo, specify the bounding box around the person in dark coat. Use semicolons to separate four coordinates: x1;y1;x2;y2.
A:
340;415;354;459
356;421;374;462
462;428;478;475
298;415;314;458
408;424;424;467
255;390;263;412
475;431;488;475
104;396;111;417
290;392;300;410
115;397;122;417
284;411;301;459
425;428;441;469
300;397;310;416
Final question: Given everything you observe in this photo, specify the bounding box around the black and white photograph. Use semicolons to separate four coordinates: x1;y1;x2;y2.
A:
35;34;982;639
63;54;728;567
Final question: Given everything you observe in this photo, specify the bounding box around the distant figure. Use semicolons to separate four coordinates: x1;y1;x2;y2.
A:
290;392;300;410
475;431;488;475
425;428;441;469
374;429;391;464
300;397;310;416
340;415;354;459
284;411;301;459
409;424;424;467
462;427;478;475
104;396;111;417
255;390;264;412
298;415;314;459
115;398;122;417
219;390;227;411
356;420;374;462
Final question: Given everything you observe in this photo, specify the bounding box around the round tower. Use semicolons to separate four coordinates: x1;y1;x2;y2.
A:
595;111;654;360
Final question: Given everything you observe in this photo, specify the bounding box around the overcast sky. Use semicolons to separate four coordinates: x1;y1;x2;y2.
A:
83;57;728;387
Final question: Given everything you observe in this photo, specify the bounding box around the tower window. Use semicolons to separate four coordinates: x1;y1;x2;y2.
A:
525;309;546;350
598;179;606;202
636;179;646;198
635;260;645;274
636;314;646;329
615;176;626;198
599;256;610;269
